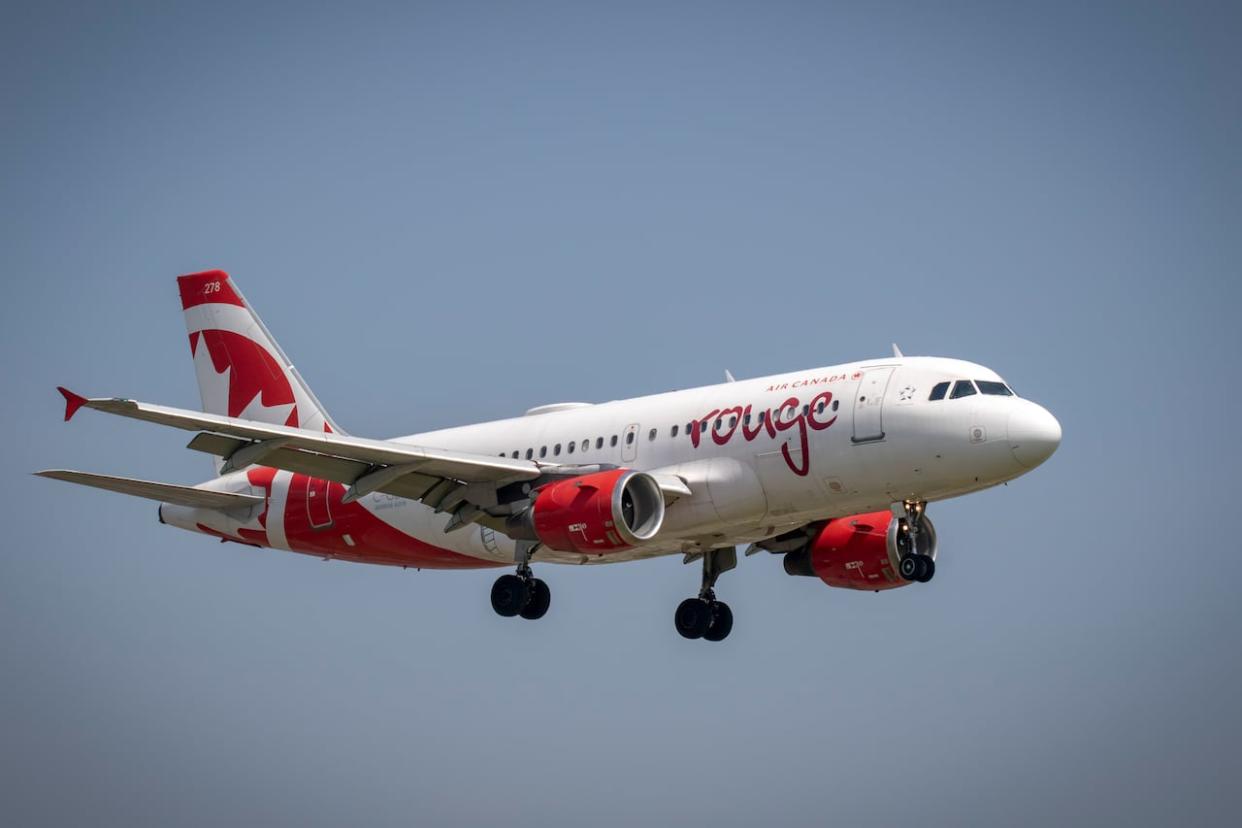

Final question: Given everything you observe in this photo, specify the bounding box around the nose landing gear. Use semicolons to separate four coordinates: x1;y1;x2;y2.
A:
675;546;736;641
490;541;551;620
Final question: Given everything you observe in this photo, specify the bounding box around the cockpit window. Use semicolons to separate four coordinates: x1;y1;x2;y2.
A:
950;380;977;399
928;381;950;401
976;380;1013;396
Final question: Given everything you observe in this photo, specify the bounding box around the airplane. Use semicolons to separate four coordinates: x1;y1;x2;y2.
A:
37;270;1061;641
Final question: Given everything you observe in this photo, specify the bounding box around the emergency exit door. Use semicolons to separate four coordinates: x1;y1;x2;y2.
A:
621;423;640;463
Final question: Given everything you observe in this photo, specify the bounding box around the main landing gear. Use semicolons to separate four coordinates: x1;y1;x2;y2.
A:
491;541;550;620
898;499;935;584
675;546;737;642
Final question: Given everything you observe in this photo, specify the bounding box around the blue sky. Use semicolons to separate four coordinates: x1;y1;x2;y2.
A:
2;2;1239;825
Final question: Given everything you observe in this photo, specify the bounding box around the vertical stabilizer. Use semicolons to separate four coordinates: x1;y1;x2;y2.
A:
178;271;344;465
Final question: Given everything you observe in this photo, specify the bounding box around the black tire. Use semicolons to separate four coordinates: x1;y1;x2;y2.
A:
519;578;551;620
899;556;920;581
675;598;712;639
491;574;530;617
916;555;935;583
703;601;733;642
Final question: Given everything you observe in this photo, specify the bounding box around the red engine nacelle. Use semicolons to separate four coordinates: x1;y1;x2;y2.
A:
526;468;665;555
783;510;938;590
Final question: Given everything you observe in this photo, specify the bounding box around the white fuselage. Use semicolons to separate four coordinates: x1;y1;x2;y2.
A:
171;355;1060;567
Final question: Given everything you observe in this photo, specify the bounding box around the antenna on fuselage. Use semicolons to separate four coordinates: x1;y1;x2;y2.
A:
891;343;904;358
724;369;736;383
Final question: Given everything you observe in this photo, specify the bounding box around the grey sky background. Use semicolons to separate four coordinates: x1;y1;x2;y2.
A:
2;2;1239;825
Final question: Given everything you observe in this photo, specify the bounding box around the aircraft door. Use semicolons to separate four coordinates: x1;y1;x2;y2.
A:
306;476;334;529
621;423;639;463
852;367;895;443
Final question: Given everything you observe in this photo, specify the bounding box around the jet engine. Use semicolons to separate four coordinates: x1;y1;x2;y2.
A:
782;510;938;590
508;468;665;555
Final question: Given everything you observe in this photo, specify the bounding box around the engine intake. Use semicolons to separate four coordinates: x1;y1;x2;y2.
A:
784;510;937;590
512;468;665;555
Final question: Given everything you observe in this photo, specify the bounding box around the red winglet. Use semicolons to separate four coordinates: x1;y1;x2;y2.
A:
57;386;88;421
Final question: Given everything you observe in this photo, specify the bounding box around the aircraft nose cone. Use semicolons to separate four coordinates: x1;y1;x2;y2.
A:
1008;402;1062;469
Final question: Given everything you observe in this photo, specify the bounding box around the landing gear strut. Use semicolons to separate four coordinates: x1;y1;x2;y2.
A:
675;547;736;642
491;541;551;620
898;499;935;583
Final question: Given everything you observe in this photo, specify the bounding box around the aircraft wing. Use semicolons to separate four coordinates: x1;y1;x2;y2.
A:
55;387;693;523
56;387;543;511
34;469;263;510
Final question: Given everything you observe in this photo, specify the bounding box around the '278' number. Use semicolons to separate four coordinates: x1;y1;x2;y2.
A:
202;281;221;295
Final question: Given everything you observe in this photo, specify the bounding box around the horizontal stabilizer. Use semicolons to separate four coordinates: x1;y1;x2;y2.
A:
34;470;263;510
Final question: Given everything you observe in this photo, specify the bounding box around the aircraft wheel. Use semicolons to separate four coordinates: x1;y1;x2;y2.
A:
899;556;921;581
675;598;712;639
703;601;733;642
916;555;935;583
491;574;530;617
519;578;551;620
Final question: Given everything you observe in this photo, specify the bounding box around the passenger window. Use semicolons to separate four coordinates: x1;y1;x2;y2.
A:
950;380;977;399
596;437;604;449
832;400;839;411
648;428;657;441
567;442;575;454
540;446;547;457
729;416;736;428
976;380;1013;396
929;381;950;401
581;439;589;452
801;405;808;416
744;413;751;425
525;448;533;459
554;444;562;456
610;435;618;447
815;400;825;414
700;421;708;433
512;451;519;458
671;424;679;437
626;432;635;445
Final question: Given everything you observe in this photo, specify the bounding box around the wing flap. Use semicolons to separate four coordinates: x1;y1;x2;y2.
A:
185;432;442;500
35;470;263;510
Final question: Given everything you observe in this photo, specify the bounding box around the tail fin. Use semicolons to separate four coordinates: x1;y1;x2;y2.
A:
178;270;344;441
